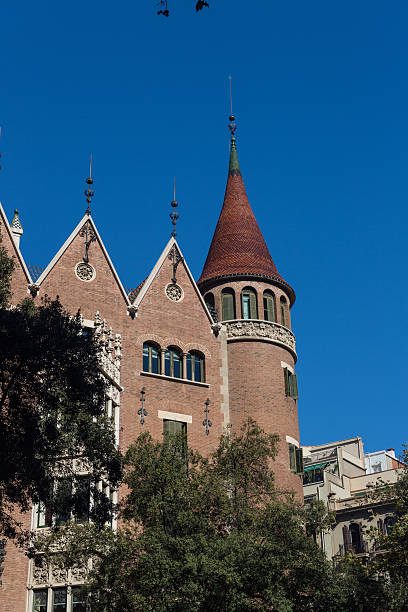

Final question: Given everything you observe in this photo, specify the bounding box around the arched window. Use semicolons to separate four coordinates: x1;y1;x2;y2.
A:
143;342;160;374
280;296;287;326
186;351;205;382
263;290;275;322
349;523;363;554
241;287;258;319
165;346;182;378
204;292;215;311
221;288;236;321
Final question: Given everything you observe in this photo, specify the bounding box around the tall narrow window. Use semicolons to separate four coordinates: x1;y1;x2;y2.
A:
280;296;287;326
288;444;303;474
142;342;160;374
71;587;87;612
221;288;236;321
165;347;182;378
204;292;215;312
33;590;48;612
241;287;258;319
163;419;187;455
186;352;205;382
74;477;90;524
36;501;52;529
52;588;67;611
55;478;72;526
263;290;275;321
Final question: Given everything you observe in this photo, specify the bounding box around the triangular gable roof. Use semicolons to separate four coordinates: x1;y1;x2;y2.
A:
132;237;214;324
36;214;130;305
0;201;32;283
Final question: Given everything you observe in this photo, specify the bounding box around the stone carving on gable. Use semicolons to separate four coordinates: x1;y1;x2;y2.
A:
94;313;122;386
75;262;95;282
73;457;91;474
225;320;296;356
166;283;183;302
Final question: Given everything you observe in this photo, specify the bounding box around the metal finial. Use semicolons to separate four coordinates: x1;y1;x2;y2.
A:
203;398;212;435
170;177;179;238
228;77;237;139
138;387;147;425
84;154;94;215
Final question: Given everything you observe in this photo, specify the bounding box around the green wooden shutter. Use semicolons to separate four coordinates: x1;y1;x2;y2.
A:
222;292;235;321
268;296;275;321
295;447;304;474
249;291;257;319
289;373;299;400
289;443;296;472
281;304;286;326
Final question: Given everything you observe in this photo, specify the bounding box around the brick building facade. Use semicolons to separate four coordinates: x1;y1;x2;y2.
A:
0;119;302;611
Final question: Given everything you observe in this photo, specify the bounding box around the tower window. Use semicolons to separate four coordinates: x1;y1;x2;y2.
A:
263;290;275;322
288;443;303;474
165;347;183;378
186;351;205;383
241;287;258;319
284;367;299;400
142;342;160;374
221;288;236;321
280;296;287;326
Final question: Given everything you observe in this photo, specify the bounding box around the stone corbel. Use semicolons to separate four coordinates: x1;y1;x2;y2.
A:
127;304;138;319
211;322;222;337
28;283;39;297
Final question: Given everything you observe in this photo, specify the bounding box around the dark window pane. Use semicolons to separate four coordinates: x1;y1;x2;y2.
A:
74;478;90;524
194;355;203;382
55;478;72;526
53;588;67;610
33;590;48;612
72;587;86;612
151;347;159;374
165;350;171;376
186;354;192;380
173;352;181;378
142;345;149;372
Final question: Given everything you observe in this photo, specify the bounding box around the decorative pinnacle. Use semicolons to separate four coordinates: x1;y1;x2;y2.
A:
170;177;179;238
228;76;237;140
84;154;94;215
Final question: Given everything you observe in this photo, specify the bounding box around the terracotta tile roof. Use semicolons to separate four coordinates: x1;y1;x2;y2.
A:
128;278;147;303
198;139;295;303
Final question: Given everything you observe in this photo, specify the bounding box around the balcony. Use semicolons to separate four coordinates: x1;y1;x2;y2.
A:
224;319;296;358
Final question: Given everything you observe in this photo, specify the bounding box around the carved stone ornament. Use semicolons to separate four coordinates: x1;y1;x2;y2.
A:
165;283;183;302
225;320;296;357
75;262;95;282
51;562;68;584
32;560;49;585
70;563;88;582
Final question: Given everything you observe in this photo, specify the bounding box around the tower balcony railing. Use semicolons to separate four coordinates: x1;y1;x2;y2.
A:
224;319;296;359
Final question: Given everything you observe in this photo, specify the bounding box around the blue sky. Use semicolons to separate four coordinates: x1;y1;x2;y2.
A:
1;0;407;456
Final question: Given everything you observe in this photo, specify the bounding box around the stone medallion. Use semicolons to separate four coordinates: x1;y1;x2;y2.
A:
165;283;183;302
75;262;96;282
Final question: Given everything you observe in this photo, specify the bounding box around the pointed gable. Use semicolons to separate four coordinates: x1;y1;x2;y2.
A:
198;132;295;305
36;214;130;320
134;237;213;327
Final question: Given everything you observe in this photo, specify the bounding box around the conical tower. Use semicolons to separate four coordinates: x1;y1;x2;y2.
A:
198;116;302;496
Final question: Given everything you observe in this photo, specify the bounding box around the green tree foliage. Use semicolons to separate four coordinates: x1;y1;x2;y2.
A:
0;294;122;539
80;420;340;611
